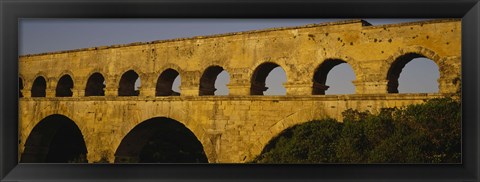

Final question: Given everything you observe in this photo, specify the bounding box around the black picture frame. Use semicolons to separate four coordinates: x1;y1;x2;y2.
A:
1;0;479;181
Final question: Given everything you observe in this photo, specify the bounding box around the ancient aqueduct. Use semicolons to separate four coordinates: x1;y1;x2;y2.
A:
18;19;461;163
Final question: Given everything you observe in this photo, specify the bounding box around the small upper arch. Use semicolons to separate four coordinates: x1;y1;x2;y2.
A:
118;69;141;96
156;68;182;96
85;71;106;96
385;52;441;93
199;65;230;96
383;46;445;94
385;46;443;67
56;70;75;83
31;74;48;97
249;59;290;80
31;71;49;84
250;61;288;95
55;74;74;97
157;63;184;76
312;58;357;95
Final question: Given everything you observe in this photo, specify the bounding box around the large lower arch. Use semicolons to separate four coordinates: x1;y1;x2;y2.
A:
386;53;439;93
20;114;87;163
114;117;208;163
312;59;355;95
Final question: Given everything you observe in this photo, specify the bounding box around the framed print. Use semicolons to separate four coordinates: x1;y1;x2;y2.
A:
1;0;479;181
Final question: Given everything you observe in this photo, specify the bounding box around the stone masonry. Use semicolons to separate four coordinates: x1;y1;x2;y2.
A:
18;19;461;163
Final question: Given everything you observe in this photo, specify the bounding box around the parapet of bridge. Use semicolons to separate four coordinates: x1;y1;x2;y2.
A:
18;19;461;163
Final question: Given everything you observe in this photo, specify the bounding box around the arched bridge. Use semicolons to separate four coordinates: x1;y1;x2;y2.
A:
18;19;461;163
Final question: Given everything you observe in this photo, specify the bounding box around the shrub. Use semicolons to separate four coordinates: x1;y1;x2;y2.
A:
251;98;461;163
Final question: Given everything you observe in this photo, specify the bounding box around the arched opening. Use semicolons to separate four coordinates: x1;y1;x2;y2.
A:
387;53;440;93
156;69;181;96
55;75;74;97
199;66;230;96
19;77;24;98
215;71;230;95
118;70;140;96
251;62;286;95
312;59;355;95
85;72;105;96
31;76;47;97
20;114;87;163
115;117;208;163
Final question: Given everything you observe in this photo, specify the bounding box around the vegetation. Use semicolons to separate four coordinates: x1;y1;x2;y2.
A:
251;98;461;163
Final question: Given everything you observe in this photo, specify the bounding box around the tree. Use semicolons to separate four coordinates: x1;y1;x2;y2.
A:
251;98;461;163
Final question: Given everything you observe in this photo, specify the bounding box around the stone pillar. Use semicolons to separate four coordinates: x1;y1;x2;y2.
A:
73;88;85;97
45;77;56;97
72;79;86;97
438;57;461;95
86;149;115;163
204;129;223;163
21;84;32;98
352;80;389;94
227;83;250;96
139;73;156;97
180;86;200;96
284;82;313;96
226;69;251;96
139;87;156;97
45;89;56;98
104;75;118;97
179;71;201;96
438;76;461;94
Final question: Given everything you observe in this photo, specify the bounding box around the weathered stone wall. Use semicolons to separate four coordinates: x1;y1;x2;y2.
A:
18;19;462;163
19;19;461;97
19;94;443;163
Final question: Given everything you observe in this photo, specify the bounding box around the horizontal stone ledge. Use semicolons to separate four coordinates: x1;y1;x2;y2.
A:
19;93;448;102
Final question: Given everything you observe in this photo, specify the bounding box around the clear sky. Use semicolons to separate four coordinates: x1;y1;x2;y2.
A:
19;19;440;95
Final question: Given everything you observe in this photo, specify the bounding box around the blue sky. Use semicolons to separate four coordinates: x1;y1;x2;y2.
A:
19;19;440;95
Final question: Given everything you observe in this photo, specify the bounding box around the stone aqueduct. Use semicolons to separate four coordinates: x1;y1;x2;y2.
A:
18;19;461;163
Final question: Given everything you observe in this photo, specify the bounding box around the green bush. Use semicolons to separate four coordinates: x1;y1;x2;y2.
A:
251;98;461;163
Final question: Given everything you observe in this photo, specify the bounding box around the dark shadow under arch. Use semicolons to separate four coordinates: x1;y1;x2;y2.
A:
20;114;87;163
56;75;74;97
387;53;439;93
250;62;284;95
199;66;228;96
85;72;105;96
19;77;24;98
31;76;47;97
118;70;140;96
156;69;181;96
115;117;208;163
